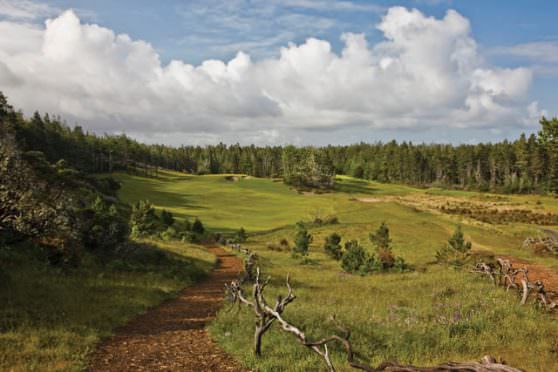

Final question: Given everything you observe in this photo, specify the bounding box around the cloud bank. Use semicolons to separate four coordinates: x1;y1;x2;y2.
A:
0;7;540;144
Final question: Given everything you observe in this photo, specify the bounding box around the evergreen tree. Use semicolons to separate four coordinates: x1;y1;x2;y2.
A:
82;197;129;257
292;221;312;257
129;200;159;237
235;227;247;243
3;91;558;196
435;225;472;266
192;218;205;235
369;222;395;268
160;209;175;227
538;117;558;193
341;240;373;273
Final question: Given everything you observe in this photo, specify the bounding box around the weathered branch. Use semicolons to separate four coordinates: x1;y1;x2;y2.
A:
226;266;524;371
473;258;558;310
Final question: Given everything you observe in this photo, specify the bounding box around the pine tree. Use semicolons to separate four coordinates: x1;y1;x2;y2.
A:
235;227;247;243
369;222;394;268
435;225;472;266
160;209;175;227
129;200;158;237
341;240;367;273
292;221;312;257
192;218;205;235
538;117;558;193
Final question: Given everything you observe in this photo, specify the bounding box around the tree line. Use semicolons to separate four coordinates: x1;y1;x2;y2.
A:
3;91;558;193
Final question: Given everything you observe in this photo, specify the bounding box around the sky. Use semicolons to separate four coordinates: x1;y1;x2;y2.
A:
0;0;557;146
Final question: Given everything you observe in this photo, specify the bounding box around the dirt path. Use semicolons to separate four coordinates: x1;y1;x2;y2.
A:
502;255;558;290
88;246;246;371
502;229;558;291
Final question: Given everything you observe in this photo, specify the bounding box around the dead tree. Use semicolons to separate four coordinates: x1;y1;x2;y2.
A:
473;258;558;310
496;258;527;291
226;243;258;283
226;267;524;372
471;262;496;284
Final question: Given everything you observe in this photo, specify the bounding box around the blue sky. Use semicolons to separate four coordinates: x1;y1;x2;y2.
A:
0;0;556;145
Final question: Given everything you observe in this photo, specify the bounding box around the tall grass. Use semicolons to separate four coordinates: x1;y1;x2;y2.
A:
113;171;558;370
0;240;215;371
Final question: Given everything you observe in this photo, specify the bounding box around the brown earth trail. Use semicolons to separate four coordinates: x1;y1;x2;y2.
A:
88;246;246;371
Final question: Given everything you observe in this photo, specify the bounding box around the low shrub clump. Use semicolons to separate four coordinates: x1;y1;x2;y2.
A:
129;201;211;244
323;232;342;260
339;223;410;275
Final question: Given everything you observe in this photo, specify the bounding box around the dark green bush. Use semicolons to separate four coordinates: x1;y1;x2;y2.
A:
292;221;312;257
192;218;205;235
160;209;175;227
129;200;159;238
235;227;247;243
341;240;372;274
324;232;342;260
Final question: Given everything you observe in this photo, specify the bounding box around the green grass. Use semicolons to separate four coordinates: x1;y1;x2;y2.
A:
0;239;215;371
114;170;558;371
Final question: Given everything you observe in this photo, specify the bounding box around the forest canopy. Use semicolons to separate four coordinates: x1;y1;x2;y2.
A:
2;91;558;194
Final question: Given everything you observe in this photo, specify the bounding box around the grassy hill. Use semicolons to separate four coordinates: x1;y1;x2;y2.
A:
115;170;558;371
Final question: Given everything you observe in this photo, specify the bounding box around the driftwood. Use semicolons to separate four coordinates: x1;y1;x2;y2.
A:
226;267;523;372
472;257;558;310
522;236;558;254
227;243;258;283
471;262;496;284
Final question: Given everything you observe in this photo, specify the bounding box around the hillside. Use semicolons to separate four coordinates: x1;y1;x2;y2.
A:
115;170;558;371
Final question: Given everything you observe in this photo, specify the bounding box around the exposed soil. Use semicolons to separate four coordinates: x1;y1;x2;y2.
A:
88;246;246;371
503;255;558;291
357;198;385;203
503;229;558;290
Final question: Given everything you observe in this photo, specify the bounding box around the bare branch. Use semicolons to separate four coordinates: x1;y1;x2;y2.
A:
225;265;524;371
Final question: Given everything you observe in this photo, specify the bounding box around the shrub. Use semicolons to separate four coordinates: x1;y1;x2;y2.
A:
160;209;175;227
312;215;339;226
341;240;370;273
435;225;472;267
174;219;192;233
161;226;177;241
369;222;396;269
192;218;205;235
340;223;410;274
325;216;339;225
42;236;81;269
235;227;248;243
81;197;129;257
324;233;342;260
129;200;159;238
181;231;199;243
292;221;312;257
279;238;290;249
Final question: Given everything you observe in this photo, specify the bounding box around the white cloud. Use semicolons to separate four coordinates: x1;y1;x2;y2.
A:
277;0;385;12
0;0;58;20
488;41;558;77
176;0;345;61
0;7;538;144
489;41;558;64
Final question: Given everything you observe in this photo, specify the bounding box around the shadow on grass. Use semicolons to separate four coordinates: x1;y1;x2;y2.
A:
334;178;378;195
0;239;214;369
119;176;208;218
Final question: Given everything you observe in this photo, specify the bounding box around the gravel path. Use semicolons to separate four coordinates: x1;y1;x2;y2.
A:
88;246;246;371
